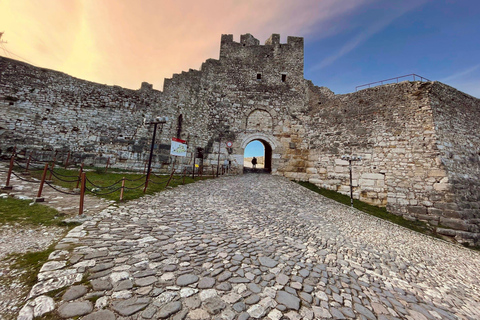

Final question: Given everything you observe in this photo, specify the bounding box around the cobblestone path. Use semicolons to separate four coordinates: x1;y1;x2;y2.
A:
19;174;480;319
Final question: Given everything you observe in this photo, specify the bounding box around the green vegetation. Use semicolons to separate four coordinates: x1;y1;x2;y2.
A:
0;197;66;226
7;243;57;287
28;166;210;202
297;181;435;236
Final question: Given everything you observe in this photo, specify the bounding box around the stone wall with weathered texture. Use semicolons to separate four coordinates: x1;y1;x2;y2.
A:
1;33;479;244
0;57;178;169
297;81;441;210
429;83;480;243
162;33;308;174
291;81;479;245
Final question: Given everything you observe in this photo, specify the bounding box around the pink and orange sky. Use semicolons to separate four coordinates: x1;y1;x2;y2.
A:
1;1;479;97
0;0;370;90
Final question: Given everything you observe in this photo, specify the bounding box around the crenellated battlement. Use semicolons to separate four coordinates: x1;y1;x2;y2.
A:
219;33;304;89
220;33;304;59
221;33;303;48
163;34;305;93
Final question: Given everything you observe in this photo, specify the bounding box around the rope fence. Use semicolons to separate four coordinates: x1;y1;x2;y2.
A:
1;150;217;214
45;181;80;196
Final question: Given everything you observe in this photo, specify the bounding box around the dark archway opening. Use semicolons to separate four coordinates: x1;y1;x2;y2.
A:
244;139;272;173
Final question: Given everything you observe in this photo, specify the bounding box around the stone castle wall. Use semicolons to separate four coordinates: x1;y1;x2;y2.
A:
295;81;441;212
1;33;479;244
0;57;175;168
429;84;480;241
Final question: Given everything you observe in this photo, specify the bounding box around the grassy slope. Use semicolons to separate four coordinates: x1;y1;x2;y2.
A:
297;181;435;236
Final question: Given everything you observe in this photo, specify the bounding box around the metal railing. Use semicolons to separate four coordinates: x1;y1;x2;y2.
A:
355;74;431;91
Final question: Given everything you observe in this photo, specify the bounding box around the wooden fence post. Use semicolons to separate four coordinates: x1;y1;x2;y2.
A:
76;163;84;189
35;163;49;202
25;153;32;173
48;161;55;181
2;155;14;190
64;151;70;169
120;177;125;201
166;169;176;187
79;172;86;216
105;157;110;173
182;168;186;185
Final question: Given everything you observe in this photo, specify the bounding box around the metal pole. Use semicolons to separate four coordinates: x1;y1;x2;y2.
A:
349;159;354;207
192;152;196;180
216;136;221;177
48;150;57;181
146;122;158;189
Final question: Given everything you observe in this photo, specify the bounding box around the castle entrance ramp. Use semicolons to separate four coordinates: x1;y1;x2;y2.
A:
19;174;480;320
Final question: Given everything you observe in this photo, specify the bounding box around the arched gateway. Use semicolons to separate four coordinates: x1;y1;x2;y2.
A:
241;134;276;173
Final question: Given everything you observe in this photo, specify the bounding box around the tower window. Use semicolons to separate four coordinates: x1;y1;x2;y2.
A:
176;114;183;139
257;73;262;80
282;74;287;82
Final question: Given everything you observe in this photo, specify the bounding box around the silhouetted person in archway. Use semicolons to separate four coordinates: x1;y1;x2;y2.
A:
252;157;257;169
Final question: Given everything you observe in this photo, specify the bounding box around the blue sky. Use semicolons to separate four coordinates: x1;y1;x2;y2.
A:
2;1;478;98
244;141;265;158
304;1;480;97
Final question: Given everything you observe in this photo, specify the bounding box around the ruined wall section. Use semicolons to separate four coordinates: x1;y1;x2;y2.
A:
0;56;177;168
301;82;448;217
429;82;480;243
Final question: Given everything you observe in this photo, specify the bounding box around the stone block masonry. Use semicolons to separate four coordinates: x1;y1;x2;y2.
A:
1;33;480;245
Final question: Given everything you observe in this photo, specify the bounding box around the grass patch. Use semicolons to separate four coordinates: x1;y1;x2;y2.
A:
297;181;435;236
27;167;211;202
0;197;66;226
7;243;57;287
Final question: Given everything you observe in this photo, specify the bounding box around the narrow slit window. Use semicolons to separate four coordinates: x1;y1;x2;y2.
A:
282;74;287;82
176;114;183;139
257;73;262;80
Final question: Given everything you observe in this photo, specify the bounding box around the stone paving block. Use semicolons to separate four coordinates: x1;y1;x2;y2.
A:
16;175;480;320
62;285;88;301
58;301;93;318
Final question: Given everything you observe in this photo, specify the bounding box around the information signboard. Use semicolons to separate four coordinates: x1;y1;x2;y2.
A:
170;137;187;157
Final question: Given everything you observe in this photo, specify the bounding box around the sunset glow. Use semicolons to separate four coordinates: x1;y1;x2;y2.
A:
1;1;479;97
0;0;368;90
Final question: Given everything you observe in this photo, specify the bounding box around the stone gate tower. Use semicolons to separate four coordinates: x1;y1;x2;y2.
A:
162;33;307;174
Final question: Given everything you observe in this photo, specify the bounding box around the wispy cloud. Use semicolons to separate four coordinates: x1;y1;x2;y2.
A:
440;64;480;83
440;65;480;98
310;0;429;71
0;0;376;90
